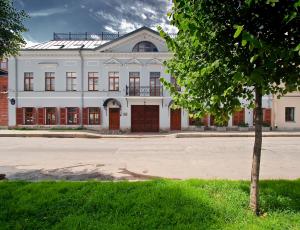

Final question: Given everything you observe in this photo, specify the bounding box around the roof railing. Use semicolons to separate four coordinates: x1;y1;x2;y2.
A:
53;32;177;41
53;32;122;41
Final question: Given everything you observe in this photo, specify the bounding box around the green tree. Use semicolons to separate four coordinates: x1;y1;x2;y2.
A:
0;0;28;58
159;0;300;215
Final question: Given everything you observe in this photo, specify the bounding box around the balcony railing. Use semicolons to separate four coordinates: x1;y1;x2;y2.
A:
126;86;163;97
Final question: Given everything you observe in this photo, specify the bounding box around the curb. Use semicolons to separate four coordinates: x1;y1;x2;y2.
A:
175;133;300;138
0;133;300;139
0;133;168;139
0;133;102;138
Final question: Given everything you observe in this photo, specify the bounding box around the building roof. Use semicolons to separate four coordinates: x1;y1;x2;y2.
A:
25;40;109;50
23;26;165;51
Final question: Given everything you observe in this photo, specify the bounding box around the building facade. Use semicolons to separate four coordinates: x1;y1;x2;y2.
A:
7;26;285;131
0;59;8;126
272;92;300;130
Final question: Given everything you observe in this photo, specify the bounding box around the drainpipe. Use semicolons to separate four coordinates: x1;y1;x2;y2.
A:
14;56;18;108
79;46;84;127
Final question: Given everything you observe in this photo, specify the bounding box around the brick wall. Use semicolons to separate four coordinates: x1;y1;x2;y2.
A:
0;76;8;126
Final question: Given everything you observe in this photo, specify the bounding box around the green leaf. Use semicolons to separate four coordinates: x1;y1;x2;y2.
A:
242;40;247;46
250;54;259;63
234;25;244;38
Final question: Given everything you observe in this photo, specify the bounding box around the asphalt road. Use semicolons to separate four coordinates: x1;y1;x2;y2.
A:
0;137;299;180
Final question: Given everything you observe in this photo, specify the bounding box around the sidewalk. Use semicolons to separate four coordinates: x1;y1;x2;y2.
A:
0;129;300;138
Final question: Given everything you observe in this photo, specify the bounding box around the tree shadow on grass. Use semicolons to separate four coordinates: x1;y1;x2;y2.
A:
0;180;231;229
239;179;300;213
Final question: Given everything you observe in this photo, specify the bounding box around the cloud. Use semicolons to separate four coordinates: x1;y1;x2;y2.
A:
16;0;177;42
104;26;117;33
29;7;68;17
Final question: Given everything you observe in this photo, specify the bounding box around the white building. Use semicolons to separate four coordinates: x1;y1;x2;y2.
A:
8;27;273;132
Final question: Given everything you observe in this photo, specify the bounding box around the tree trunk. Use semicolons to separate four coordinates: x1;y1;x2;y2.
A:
250;87;263;215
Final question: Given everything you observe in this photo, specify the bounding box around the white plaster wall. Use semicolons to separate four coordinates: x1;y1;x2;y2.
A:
273;93;300;130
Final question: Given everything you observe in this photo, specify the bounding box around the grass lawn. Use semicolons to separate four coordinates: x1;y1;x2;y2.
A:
0;180;299;229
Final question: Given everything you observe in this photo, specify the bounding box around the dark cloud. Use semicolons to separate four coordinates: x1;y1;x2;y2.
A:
13;0;175;43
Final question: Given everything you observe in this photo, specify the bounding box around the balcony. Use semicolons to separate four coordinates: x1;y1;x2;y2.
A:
126;86;163;97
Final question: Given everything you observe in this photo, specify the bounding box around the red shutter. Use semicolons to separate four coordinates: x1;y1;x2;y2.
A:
83;108;89;125
210;115;215;126
233;109;245;125
32;108;37;125
60;108;66;125
55;108;58;125
98;108;101;125
264;108;271;125
202;115;208;126
16;108;23;125
76;107;80;125
37;108;45;125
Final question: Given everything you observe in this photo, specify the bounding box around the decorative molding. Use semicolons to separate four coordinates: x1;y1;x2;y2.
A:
146;58;163;65
126;58;141;65
104;58;122;65
38;62;59;68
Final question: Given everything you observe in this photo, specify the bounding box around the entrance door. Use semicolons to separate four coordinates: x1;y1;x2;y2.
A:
170;108;181;130
131;105;159;132
109;108;120;130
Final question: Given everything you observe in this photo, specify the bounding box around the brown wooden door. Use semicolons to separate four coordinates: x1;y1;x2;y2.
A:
109;108;120;130
131;105;159;132
170;108;181;130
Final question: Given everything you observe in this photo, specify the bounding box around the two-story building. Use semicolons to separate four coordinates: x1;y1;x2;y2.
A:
8;26;277;132
8;27;191;132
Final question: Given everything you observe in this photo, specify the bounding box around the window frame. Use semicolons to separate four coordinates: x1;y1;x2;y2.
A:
66;72;77;91
132;41;158;52
285;107;295;122
129;72;140;96
24;107;35;125
45;107;57;125
150;72;161;96
24;72;34;91
88;72;99;91
45;72;55;91
67;107;78;125
88;107;100;125
108;72;119;91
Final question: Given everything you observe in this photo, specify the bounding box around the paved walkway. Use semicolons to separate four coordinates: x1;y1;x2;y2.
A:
0;136;299;181
1;129;300;138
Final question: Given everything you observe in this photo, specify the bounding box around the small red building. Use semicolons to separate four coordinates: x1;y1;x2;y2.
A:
0;59;8;126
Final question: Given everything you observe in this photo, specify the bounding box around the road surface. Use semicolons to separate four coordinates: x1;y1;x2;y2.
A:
0;137;299;180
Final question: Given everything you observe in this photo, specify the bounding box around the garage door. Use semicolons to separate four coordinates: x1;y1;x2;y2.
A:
131;105;159;132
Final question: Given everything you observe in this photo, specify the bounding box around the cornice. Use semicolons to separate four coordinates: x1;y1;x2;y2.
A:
17;51;172;60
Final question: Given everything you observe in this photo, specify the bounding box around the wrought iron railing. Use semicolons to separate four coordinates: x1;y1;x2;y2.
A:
53;32;123;41
53;32;177;41
126;86;163;97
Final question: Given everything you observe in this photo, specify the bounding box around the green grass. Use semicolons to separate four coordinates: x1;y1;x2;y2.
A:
0;180;299;229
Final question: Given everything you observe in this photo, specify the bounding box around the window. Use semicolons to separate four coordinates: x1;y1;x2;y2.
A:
67;107;79;125
285;107;295;122
45;72;55;91
109;72;119;91
171;76;181;91
88;72;99;91
89;107;100;125
66;72;77;91
129;72;140;96
24;72;33;91
132;41;158;52
24;108;35;125
46;108;56;125
150;72;161;96
0;59;8;70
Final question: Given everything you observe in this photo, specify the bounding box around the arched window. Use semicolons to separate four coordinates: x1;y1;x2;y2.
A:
132;41;158;52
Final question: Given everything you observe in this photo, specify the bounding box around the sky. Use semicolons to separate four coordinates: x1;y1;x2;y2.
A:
13;0;177;46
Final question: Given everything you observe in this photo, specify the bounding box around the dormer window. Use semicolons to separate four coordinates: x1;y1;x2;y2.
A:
132;41;158;52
